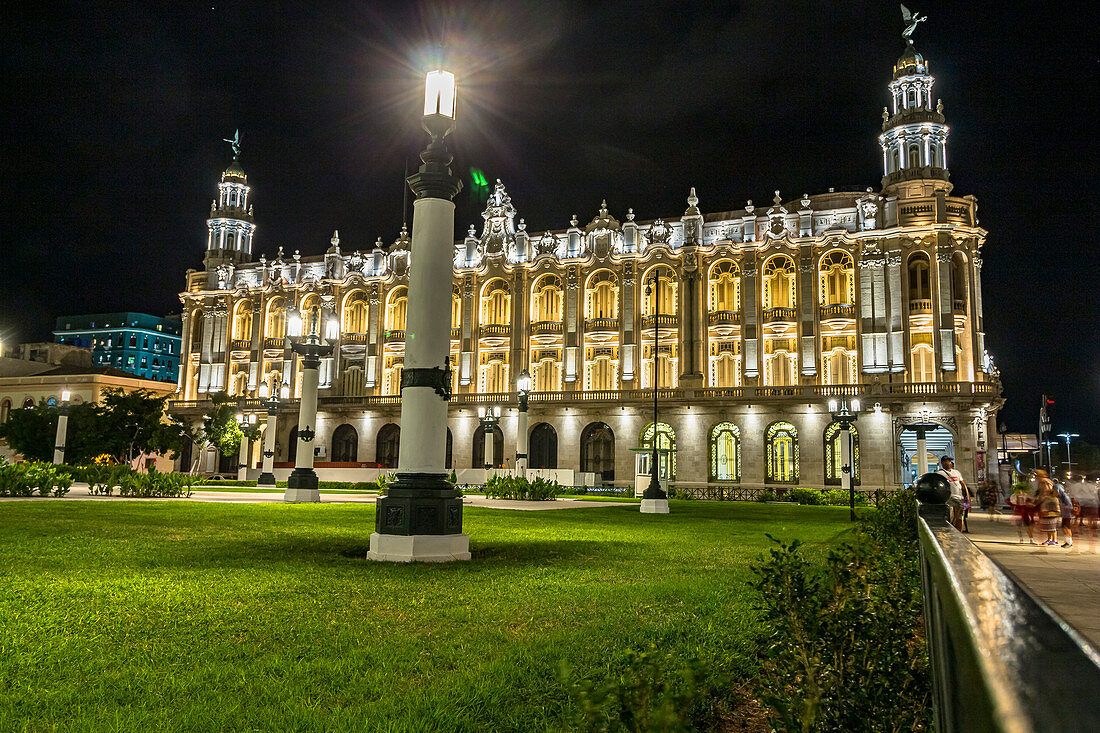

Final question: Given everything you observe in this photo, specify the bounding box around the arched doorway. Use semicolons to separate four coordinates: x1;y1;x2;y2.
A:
331;424;358;462
824;421;860;486
529;423;558;469
580;422;615;482
765;421;799;484
639;422;676;479
709;422;741;482
376;424;400;468
472;424;504;468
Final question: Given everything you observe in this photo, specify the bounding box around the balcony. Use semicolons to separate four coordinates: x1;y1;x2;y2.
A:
530;321;563;336
229;338;252;352
262;337;285;350
642;314;678;329
584;317;620;332
762;307;798;324
819;304;856;320
342;332;369;346
450;327;461;339
909;299;933;315
952;299;966;316
384;329;406;343
708;310;742;326
479;324;511;337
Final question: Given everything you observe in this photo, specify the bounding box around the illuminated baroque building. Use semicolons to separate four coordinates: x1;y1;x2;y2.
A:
173;41;1002;489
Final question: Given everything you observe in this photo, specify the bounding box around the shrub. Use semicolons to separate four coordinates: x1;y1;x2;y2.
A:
756;489;777;502
788;487;824;505
116;467;195;498
0;460;72;497
822;489;870;507
483;474;561;501
749;489;929;731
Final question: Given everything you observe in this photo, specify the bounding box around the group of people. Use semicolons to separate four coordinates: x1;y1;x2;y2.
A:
1008;469;1100;548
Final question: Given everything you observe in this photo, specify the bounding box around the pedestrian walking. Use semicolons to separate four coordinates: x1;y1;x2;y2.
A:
937;456;970;532
1009;483;1036;544
1055;479;1075;548
1035;471;1060;546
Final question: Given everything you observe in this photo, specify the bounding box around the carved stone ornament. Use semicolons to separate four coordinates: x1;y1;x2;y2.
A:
535;231;558;256
682;250;698;273
400;364;452;401
478;179;518;258
462;279;475;299
858;257;887;270
648;219;672;244
936;251;954;264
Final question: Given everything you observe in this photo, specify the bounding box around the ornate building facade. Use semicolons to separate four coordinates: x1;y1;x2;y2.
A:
173;41;1002;489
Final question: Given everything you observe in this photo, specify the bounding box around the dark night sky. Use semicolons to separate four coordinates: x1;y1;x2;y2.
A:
2;1;1097;440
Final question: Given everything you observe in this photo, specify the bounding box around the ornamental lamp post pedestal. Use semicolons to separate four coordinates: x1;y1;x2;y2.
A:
641;275;669;514
478;404;501;473
368;69;469;562
257;381;281;488
284;309;335;503
52;390;71;465
515;369;531;478
828;397;860;521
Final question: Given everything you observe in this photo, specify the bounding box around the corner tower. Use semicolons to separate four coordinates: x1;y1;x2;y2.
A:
878;8;951;199
204;130;256;271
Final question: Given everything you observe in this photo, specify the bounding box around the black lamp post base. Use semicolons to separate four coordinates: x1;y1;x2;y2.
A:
284;467;320;503
375;472;464;536
257;471;277;488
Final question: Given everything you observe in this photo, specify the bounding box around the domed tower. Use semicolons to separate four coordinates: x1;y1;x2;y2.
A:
204;130;256;271
878;8;951;198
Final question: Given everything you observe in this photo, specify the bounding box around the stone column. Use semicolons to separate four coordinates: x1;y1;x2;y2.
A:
258;400;279;488
284;350;323;503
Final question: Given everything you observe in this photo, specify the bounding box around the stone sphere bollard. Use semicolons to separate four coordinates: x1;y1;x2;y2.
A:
915;472;951;505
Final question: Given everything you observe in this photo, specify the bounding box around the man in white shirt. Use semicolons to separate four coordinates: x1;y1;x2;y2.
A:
937;456;970;531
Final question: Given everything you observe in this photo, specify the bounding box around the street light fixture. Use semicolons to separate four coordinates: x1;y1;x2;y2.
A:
478;404;502;471
52;389;71;465
829;396;860;521
515;369;531;478
368;68;468;562
257;379;282;488
1057;432;1080;477
284;307;336;502
640;273;670;514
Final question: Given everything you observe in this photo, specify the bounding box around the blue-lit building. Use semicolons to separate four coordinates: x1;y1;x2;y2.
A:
54;313;181;383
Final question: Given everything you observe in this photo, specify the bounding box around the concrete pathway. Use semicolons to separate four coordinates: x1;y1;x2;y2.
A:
0;484;627;511
966;513;1100;650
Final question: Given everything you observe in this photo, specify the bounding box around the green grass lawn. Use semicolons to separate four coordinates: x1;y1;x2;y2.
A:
0;500;853;731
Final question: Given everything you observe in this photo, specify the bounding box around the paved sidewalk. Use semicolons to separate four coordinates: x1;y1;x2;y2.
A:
0;484;627;511
966;512;1100;650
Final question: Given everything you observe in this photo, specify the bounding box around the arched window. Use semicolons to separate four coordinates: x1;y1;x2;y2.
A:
580;422;615;482
912;344;935;383
765;421;799;484
451;286;462;330
472;423;504;468
819;251;855;306
385;286;408;332
908;143;921;166
531;275;563;322
708;261;741;312
232;300;253;341
639;421;676;479
331;424;358;463
908;253;931;300
762;256;796;309
951;255;967;310
529;423;558;469
376;424;400;468
891;149;901;173
641;266;677;317
709;422;741;482
824;422;860;486
584;271;619;319
265;297;286;338
0;398;10;424
342;291;369;334
23;397;36;409
481;279;510;326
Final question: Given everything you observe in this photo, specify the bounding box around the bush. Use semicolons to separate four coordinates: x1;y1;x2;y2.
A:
822;489;870;507
0;459;72;497
788;487;824;505
756;489;777;502
116;467;195;498
483;474;561;501
749;489;929;731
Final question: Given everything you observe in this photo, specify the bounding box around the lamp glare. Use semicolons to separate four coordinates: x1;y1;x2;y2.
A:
828;399;838;413
851;398;861;412
61;390;71;402
424;70;456;118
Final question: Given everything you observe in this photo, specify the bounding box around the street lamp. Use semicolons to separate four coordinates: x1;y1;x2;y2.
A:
236;411;257;481
478;405;502;472
257;379;282;488
641;273;669;514
1057;432;1080;477
284;307;335;502
368;68;468;562
515;369;532;478
52;389;71;465
829;396;861;521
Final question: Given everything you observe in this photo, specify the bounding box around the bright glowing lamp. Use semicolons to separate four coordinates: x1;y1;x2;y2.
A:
235;412;243;423
248;414;257;424
477;406;485;418
280;384;290;398
288;314;303;337
325;317;339;340
493;405;501;418
424;70;456;118
61;390;71;402
258;383;269;398
517;369;532;395
851;398;861;412
828;399;838;413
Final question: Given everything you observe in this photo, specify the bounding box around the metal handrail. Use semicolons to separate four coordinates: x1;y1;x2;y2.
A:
917;495;1100;731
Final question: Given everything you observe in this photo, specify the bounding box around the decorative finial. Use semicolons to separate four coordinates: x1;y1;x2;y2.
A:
276;245;284;259
571;214;579;227
400;222;409;237
211;200;216;212
773;191;783;206
745;200;754;214
331;230;340;249
468;224;477;237
882;107;889;123
800;194;812;210
518;217;526;232
900;4;927;44
627;208;635;221
222;129;241;159
936;98;943;114
375;237;384;249
600;199;608;216
687;187;699;207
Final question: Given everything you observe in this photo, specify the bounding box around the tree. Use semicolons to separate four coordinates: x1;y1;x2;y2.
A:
96;388;187;464
0;399;103;463
172;392;259;473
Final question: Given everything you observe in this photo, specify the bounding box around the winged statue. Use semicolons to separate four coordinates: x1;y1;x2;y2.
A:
223;129;241;158
900;4;927;42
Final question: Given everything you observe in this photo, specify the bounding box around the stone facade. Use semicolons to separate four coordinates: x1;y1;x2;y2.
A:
172;40;1003;490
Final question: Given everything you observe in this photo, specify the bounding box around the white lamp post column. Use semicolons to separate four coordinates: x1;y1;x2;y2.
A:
257;382;280;488
516;369;531;478
52;390;71;465
284;309;334;503
369;69;468;562
829;397;860;521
